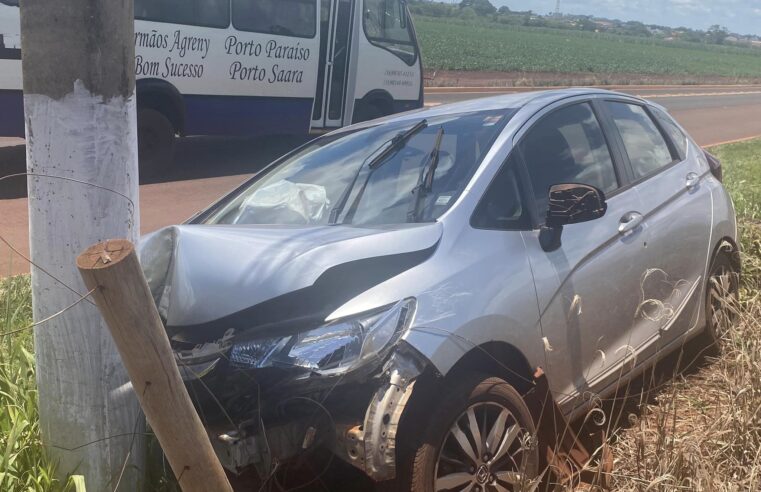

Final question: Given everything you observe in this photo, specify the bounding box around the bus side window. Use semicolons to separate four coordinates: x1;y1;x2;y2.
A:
232;0;317;38
135;0;230;29
363;0;416;65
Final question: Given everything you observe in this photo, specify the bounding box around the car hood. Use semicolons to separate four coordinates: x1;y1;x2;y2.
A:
138;223;442;340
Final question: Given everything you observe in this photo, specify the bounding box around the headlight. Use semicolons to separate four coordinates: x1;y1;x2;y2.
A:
229;298;416;376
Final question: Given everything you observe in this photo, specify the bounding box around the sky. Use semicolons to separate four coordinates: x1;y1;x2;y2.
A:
495;0;761;36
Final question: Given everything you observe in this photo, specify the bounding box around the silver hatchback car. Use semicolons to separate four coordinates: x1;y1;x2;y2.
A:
141;89;739;490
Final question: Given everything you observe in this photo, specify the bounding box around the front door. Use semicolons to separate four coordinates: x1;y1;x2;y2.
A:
517;101;656;412
311;0;354;130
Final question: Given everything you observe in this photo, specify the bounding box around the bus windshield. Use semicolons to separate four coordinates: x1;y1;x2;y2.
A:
206;109;514;227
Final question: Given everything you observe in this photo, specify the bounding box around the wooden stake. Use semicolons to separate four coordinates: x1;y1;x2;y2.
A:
77;239;233;492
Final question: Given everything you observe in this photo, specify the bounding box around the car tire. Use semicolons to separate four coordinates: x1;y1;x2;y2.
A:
137;108;175;178
388;373;539;492
700;248;740;354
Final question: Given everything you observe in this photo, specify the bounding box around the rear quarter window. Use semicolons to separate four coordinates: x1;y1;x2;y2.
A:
651;107;689;160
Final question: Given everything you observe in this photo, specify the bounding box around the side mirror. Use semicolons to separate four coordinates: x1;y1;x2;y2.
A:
539;183;608;252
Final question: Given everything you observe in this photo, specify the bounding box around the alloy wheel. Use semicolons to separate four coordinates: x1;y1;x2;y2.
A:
434;402;536;492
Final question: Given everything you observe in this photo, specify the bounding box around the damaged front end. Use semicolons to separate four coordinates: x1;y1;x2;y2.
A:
138;223;441;481
170;301;425;481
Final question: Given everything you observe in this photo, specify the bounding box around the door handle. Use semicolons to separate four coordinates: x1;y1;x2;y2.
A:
619;211;644;235
685;172;700;190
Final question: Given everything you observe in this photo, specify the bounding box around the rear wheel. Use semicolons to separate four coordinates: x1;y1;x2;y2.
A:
137;108;175;178
393;373;539;492
701;248;740;354
355;99;390;123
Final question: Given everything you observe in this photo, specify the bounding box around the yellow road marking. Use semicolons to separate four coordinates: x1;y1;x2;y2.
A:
705;134;761;147
648;91;761;98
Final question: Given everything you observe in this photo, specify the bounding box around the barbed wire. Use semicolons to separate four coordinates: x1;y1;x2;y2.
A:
0;172;136;224
0;287;96;338
1;169;147;489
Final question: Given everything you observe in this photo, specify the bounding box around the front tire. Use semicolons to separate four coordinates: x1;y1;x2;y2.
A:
397;373;539;492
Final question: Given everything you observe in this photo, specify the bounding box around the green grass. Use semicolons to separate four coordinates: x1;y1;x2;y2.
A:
711;140;761;288
713;140;761;222
0;140;760;489
0;275;59;491
414;16;761;78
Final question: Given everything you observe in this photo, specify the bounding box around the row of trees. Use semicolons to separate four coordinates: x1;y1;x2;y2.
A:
408;1;737;47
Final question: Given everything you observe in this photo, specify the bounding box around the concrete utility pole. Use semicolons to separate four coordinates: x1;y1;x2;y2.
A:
19;1;143;489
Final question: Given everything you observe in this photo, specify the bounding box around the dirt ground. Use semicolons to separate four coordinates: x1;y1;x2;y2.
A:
424;69;761;87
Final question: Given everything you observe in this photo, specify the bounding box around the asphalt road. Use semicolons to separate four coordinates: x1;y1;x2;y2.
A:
2;85;761;277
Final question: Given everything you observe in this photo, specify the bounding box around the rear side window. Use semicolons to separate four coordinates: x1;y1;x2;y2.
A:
651;107;688;160
364;0;417;65
520;103;618;221
232;0;317;38
0;0;19;6
606;102;675;180
135;0;230;28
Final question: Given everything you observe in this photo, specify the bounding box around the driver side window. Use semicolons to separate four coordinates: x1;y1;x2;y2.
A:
363;0;417;65
519;102;618;221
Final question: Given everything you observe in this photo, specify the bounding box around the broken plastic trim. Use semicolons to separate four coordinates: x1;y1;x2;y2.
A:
334;345;427;481
175;328;235;381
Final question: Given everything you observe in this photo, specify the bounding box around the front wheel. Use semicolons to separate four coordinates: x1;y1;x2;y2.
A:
398;374;540;492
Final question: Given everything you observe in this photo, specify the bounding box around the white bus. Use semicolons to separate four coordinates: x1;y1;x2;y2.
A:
0;0;423;164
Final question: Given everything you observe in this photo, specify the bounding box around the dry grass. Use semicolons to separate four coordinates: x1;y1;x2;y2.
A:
609;291;760;490
601;142;761;491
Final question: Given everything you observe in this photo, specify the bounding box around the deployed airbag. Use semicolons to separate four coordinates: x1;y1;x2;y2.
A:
228;180;330;225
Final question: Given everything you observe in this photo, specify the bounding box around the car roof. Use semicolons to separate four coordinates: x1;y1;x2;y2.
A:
343;88;649;133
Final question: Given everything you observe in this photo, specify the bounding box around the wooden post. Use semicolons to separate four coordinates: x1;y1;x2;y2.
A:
77;239;233;492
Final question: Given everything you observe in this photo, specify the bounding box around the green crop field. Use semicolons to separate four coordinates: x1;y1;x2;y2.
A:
413;16;761;78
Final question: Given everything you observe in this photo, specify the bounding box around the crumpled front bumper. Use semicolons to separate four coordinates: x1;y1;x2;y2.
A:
196;344;427;482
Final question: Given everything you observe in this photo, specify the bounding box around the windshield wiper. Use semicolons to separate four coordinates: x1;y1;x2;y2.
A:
408;126;445;222
329;119;428;224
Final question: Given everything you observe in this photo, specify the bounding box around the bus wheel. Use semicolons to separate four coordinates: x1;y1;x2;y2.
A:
137;108;175;178
356;99;389;123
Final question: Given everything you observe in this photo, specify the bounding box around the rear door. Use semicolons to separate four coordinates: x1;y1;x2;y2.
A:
517;100;656;410
601;100;713;348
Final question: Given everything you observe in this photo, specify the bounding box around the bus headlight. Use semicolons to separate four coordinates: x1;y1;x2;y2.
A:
229;299;416;376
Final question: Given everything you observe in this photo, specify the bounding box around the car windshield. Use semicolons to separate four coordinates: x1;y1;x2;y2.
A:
206;109;514;226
